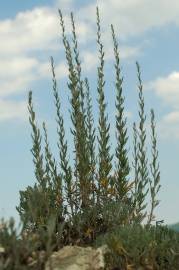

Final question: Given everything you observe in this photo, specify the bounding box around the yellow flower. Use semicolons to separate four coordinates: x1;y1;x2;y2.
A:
56;195;62;205
100;178;108;188
107;187;116;196
85;227;93;238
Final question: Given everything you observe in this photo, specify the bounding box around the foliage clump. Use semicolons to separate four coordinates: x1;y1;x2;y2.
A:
0;7;178;270
94;223;179;270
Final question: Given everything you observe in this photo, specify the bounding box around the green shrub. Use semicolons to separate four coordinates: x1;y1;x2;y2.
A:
1;6;175;270
16;7;161;246
94;223;179;269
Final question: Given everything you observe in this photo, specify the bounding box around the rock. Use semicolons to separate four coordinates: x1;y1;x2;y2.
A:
45;244;108;270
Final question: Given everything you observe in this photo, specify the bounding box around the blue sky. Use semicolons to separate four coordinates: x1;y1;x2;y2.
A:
1;0;179;226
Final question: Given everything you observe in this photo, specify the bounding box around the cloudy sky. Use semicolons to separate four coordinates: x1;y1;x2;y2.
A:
0;0;179;226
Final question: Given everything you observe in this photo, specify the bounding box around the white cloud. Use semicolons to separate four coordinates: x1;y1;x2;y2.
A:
0;7;60;102
0;7;60;56
145;71;179;109
81;51;98;72
81;45;140;72
78;0;179;39
158;111;179;140
56;62;68;78
0;57;68;99
0;4;97;103
0;99;27;122
105;44;141;62
118;46;140;59
124;111;133;119
163;111;179;124
1;0;179;121
55;0;74;12
0;57;41;98
146;71;179;140
37;60;68;79
0;57;38;78
0;74;36;98
0;0;150;102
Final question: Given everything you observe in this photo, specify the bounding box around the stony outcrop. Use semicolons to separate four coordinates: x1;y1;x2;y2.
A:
45;244;109;270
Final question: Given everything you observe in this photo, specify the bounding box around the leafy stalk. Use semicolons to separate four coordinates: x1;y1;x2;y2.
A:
50;56;74;217
111;24;130;202
85;78;97;205
130;122;140;222
42;122;63;215
70;12;86;119
59;9;90;210
134;62;149;223
28;91;46;189
147;109;161;225
96;7;113;204
70;13;91;206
